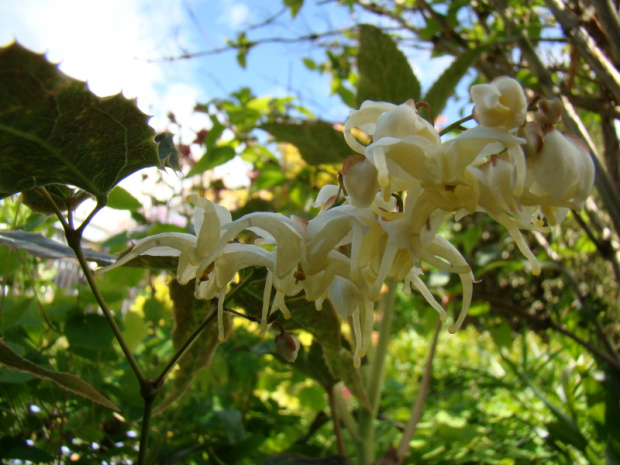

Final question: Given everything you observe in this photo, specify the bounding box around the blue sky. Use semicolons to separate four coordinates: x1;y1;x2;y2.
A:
0;0;356;132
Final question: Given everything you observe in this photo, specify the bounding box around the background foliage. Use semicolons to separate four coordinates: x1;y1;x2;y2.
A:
1;1;619;464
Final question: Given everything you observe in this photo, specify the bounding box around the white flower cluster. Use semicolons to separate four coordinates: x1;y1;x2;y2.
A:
101;77;594;367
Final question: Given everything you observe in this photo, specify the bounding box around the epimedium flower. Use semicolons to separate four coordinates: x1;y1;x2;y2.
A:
344;99;442;200
98;193;232;286
470;76;528;130
521;127;595;226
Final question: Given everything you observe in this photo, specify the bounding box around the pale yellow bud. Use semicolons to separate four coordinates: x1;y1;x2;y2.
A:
471;76;527;129
342;155;379;207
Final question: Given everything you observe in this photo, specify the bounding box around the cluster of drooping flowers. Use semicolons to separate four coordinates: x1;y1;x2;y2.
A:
101;77;595;367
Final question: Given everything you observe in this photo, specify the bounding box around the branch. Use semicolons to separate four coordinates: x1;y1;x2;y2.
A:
562;91;620;118
149;29;351;62
584;0;620;66
545;0;620;103
477;292;620;372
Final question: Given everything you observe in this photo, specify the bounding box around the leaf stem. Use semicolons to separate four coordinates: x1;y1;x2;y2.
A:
153;268;257;388
439;114;474;136
153;305;217;388
357;278;397;465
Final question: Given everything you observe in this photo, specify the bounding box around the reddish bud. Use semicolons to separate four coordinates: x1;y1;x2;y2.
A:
275;332;300;362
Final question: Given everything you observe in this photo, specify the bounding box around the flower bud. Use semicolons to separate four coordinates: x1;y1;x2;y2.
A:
471;76;527;129
342;155;379;207
525;129;595;224
275;332;300;363
535;98;563;126
373;99;439;142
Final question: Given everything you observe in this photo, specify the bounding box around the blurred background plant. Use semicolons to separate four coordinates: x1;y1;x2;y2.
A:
1;0;619;464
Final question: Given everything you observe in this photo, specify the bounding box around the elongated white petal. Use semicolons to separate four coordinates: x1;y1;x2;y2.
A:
98;233;196;273
405;269;448;321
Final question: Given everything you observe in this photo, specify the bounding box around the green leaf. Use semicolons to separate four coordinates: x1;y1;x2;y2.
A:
187;145;236;177
107;186;142;210
0;42;159;199
284;0;304;18
356;24;420;106
287;301;371;411
489;323;513;349
0;437;54;462
65;314;114;350
0;229;178;269
260;120;350;165
423;48;485;115
606;437;620;465
0;230;114;265
155;131;180;171
323;346;371;411
0;339;119;411
263;453;353;465
216;409;247;444
293;339;337;386
20;185;90;214
122;310;149;352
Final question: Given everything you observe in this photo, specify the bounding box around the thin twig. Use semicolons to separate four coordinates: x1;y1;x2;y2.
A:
477;292;620;372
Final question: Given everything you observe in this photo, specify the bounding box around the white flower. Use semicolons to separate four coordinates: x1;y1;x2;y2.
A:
344;100;441;199
471;76;528;130
522;129;595;225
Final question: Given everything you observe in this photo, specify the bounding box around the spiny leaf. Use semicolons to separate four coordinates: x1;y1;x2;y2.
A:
423;47;485;115
20;185;91;215
0;42;160;200
0;339;119;411
260;120;350;165
356;24;421;106
155;132;180;171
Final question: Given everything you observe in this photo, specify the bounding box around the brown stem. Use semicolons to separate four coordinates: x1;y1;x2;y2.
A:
327;384;347;456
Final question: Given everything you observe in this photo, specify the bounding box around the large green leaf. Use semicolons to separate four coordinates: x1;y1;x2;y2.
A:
260;120;350;165
0;339;119;411
356;24;421;106
423;47;485;115
187;145;236;177
0;42;160;199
